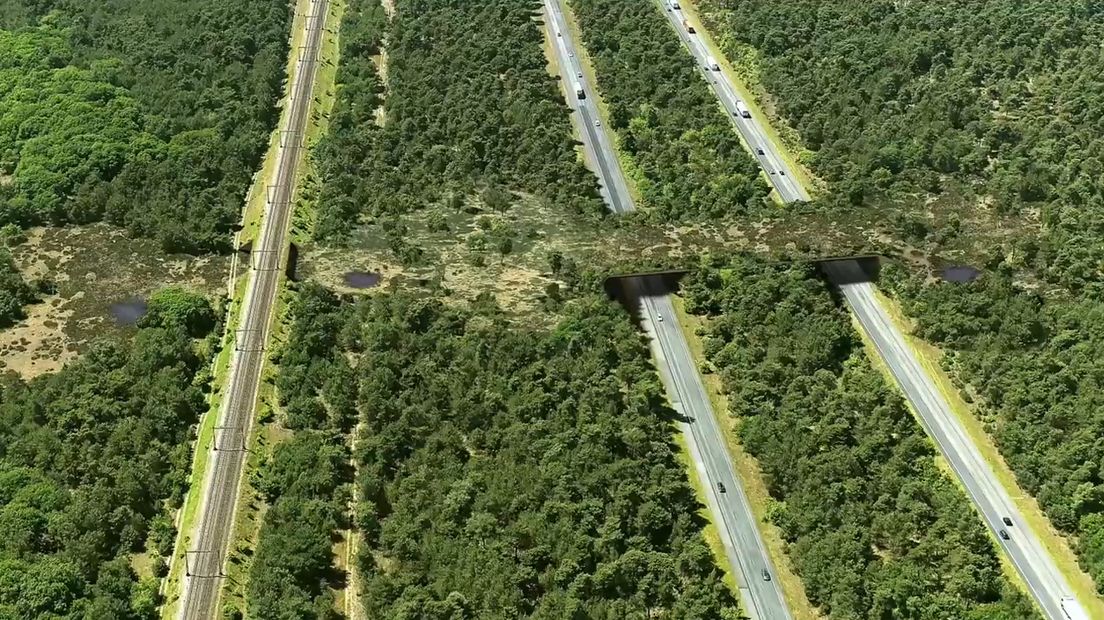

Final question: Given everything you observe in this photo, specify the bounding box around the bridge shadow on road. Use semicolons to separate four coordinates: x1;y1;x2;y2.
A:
604;270;687;321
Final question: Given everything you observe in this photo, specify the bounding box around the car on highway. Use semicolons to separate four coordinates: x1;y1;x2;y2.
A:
576;71;582;78
756;147;765;155
716;482;726;493
999;529;1010;540
657;314;663;322
594;119;601;127
568;51;573;57
761;569;771;581
779;170;786;176
1003;516;1013;526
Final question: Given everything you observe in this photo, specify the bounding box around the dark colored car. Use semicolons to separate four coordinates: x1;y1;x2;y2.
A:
716;482;726;493
999;529;1010;540
761;569;771;582
1003;516;1013;526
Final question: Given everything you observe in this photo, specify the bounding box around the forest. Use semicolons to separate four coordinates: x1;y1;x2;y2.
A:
0;288;218;618
246;284;354;619
242;283;741;618
697;0;1104;290
568;0;769;220
313;0;604;241
883;266;1104;590
0;0;291;253
681;256;1037;619
697;0;1104;589
0;245;35;327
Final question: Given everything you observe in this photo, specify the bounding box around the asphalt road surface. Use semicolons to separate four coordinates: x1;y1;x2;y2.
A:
176;1;329;618
657;1;808;203
823;260;1084;620
546;3;792;618
666;4;1088;616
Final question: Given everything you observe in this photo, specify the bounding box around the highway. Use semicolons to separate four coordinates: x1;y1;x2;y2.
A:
175;0;329;618
546;2;792;618
663;2;1088;615
823;260;1085;620
657;1;808;202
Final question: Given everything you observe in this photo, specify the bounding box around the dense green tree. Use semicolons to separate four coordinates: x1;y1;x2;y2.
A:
0;291;217;618
140;286;217;337
696;0;1104;589
248;284;740;618
0;247;34;327
569;0;770;219
313;0;604;240
0;0;292;253
682;256;1038;619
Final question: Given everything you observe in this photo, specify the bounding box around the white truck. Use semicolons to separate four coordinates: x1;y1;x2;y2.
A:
1060;596;1089;620
706;55;720;71
735;101;751;118
573;81;585;100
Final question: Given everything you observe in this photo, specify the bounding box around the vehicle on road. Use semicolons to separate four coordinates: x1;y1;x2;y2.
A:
706;55;720;71
761;569;771;581
573;81;585;99
670;0;680;9
999;529;1010;540
1003;516;1013;526
657;314;663;322
716;482;726;493
779;170;786;176
756;147;765;155
568;51;574;57
594;119;600;127
683;19;694;33
1061;596;1090;620
735;101;751;118
576;70;583;78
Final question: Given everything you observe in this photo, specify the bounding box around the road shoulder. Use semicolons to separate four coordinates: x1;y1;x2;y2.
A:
871;287;1104;618
674;0;820;196
672;295;824;620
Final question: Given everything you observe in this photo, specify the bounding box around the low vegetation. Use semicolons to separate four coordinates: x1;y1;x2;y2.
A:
682;256;1038;619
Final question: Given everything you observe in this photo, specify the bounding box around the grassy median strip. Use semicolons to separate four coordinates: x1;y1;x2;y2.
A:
870;288;1104;619
671;296;824;620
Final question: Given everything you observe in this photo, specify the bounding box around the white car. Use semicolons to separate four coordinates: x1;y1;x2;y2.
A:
657;314;664;322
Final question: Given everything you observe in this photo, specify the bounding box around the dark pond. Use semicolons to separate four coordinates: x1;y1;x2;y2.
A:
941;265;981;283
110;298;148;325
344;271;382;289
